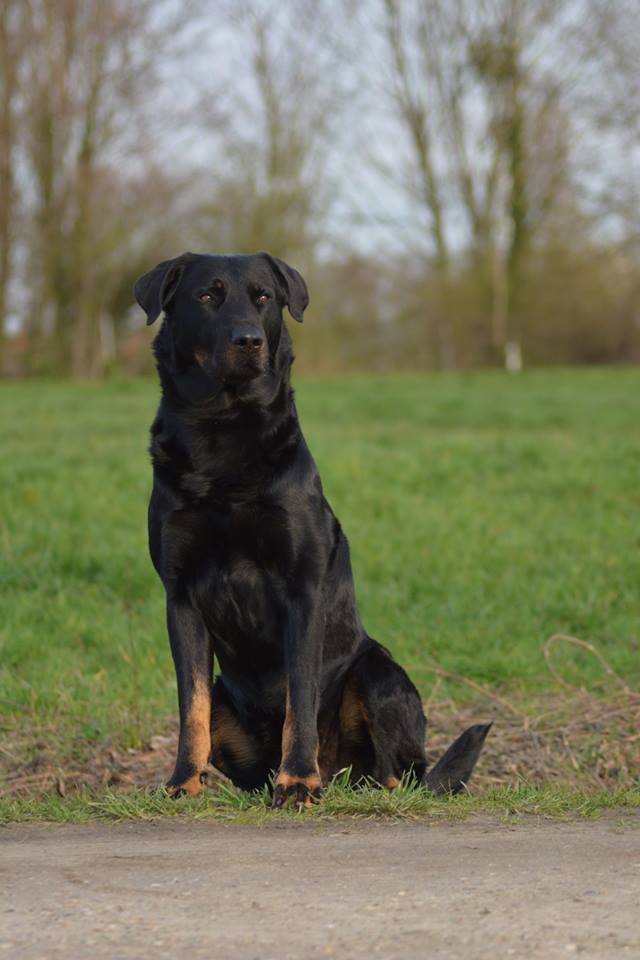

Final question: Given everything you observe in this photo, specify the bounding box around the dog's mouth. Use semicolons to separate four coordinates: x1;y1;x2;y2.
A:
225;353;267;383
194;348;267;387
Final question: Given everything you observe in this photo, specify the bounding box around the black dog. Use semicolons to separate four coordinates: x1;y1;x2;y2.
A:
134;252;490;806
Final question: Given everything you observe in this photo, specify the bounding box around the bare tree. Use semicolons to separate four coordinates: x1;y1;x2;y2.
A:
369;0;591;368
379;0;457;367
18;0;193;375
194;0;347;267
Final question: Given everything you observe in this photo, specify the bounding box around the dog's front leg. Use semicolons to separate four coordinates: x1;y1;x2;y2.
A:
273;602;323;808
165;597;213;797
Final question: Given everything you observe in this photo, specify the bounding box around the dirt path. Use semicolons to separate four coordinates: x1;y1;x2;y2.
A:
1;817;639;959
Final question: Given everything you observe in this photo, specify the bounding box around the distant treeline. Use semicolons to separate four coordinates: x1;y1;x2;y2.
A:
1;0;638;376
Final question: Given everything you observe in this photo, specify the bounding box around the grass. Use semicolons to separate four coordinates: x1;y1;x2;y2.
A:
2;778;639;826
1;368;639;804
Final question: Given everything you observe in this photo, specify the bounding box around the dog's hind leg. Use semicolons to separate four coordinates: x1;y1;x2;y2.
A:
336;644;429;787
336;643;490;793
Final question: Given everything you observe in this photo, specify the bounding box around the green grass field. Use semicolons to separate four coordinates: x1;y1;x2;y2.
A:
1;369;639;784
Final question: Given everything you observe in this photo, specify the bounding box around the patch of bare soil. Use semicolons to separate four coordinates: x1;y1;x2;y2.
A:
2;818;639;960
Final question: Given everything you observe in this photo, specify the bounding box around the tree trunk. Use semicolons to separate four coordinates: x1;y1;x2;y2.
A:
503;52;528;371
0;2;19;373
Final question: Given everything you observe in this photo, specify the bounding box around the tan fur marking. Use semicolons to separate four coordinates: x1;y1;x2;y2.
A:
280;694;295;762
276;695;322;796
339;683;368;742
167;774;204;797
168;678;212;797
194;349;209;368
185;675;212;771
211;705;257;766
385;776;401;790
275;770;322;791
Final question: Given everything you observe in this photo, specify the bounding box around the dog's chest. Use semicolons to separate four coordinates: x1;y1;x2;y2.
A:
162;499;292;643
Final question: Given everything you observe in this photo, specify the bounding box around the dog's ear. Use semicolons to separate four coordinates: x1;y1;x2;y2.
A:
134;253;193;325
261;253;309;322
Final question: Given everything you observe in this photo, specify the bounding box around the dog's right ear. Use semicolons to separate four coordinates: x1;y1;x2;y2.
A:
134;253;193;325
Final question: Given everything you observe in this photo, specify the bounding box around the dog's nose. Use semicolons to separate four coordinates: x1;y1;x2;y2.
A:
231;327;264;349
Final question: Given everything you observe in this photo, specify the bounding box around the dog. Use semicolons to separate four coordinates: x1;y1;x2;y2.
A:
134;251;490;806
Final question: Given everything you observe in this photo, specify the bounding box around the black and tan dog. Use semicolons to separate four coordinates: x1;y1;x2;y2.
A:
135;252;490;806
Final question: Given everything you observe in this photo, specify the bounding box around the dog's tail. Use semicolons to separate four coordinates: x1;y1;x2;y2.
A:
423;723;492;794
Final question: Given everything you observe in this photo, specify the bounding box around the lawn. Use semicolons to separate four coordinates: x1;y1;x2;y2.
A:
1;369;639;799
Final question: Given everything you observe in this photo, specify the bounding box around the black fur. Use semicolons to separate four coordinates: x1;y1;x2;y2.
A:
135;251;490;804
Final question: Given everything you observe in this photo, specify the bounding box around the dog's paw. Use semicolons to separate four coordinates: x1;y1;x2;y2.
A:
272;772;322;809
166;770;208;798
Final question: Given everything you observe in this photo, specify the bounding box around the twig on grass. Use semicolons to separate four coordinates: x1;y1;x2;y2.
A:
409;658;528;719
543;634;632;694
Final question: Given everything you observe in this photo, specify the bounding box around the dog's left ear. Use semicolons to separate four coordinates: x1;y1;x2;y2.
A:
261;253;309;322
134;252;193;325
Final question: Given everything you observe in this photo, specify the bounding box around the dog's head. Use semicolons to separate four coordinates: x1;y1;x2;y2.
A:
134;252;308;403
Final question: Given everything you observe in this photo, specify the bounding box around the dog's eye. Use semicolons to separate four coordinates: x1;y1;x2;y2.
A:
198;293;212;303
256;293;270;305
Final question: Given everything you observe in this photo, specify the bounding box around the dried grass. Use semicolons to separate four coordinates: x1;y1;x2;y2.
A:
425;635;639;791
1;636;638;799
